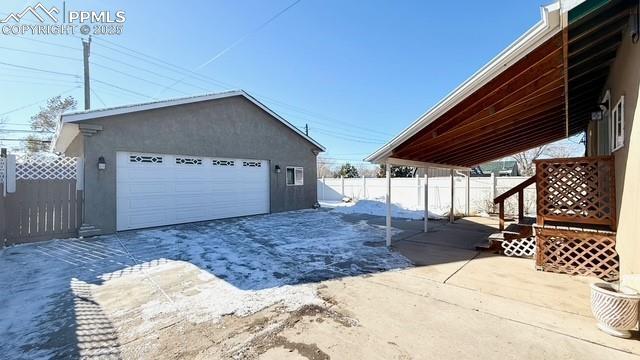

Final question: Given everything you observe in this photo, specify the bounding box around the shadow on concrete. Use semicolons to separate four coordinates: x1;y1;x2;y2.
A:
0;209;501;358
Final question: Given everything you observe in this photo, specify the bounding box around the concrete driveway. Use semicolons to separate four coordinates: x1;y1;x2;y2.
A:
0;209;410;359
1;210;638;359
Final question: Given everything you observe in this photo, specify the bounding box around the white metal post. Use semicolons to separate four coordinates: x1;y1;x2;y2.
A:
386;164;392;246
449;168;455;223
321;176;325;201
424;170;429;232
341;175;345;197
465;170;470;216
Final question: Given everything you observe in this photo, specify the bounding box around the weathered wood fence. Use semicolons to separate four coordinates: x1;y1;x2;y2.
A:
1;154;83;247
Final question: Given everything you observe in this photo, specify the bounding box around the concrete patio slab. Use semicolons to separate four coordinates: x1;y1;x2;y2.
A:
1;209;638;359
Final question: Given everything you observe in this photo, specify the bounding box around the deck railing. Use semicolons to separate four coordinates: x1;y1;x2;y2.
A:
493;175;536;231
534;156;616;231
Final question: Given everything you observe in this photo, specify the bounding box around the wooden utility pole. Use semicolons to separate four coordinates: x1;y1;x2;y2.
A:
82;36;91;110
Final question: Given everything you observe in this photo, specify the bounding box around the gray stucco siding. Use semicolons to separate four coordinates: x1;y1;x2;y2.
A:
77;95;320;234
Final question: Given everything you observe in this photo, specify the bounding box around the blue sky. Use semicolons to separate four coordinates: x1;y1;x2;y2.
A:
0;0;570;164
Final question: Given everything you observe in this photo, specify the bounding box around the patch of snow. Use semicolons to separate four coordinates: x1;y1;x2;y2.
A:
137;261;321;327
0;210;412;358
328;199;444;220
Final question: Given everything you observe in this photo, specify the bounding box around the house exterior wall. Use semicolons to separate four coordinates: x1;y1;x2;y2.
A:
590;31;640;290
65;133;84;158
74;95;320;235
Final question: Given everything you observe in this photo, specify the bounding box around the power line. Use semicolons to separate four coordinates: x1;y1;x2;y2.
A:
90;88;107;107
0;78;81;87
0;45;80;62
91;78;156;100
0;61;80;78
15;35;81;51
89;38;388;138
0;86;81;117
5;29;391;141
157;0;303;96
90;61;191;95
11;35;212;93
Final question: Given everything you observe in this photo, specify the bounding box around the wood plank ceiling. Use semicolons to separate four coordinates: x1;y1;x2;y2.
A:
389;0;632;168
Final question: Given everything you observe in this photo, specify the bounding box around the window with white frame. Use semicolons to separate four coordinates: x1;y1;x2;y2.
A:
286;167;304;186
611;96;625;151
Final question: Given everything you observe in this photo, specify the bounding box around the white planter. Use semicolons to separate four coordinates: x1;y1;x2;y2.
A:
590;282;640;338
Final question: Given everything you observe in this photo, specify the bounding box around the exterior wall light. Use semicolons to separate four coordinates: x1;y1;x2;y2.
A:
98;156;106;170
275;164;281;173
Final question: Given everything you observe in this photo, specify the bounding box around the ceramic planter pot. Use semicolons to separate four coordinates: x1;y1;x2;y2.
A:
590;282;640;338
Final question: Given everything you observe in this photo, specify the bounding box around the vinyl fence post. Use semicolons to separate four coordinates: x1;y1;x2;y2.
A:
490;172;497;212
6;155;16;194
465;171;470;216
416;176;421;209
449;168;454;223
362;175;366;199
321;176;326;201
386;164;392;246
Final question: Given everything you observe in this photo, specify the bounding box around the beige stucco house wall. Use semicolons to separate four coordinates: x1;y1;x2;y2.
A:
588;30;640;289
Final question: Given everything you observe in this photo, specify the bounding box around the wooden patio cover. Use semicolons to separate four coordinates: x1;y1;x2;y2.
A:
383;0;630;168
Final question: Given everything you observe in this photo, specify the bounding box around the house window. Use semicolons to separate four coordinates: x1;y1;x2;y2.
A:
286;167;304;186
611;96;624;151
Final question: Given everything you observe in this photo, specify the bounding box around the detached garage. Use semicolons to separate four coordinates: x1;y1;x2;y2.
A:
53;90;324;236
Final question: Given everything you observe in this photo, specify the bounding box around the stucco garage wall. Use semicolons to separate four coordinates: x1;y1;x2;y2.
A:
79;95;320;234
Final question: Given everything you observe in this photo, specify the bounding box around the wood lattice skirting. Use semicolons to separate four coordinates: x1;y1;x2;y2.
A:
534;226;619;281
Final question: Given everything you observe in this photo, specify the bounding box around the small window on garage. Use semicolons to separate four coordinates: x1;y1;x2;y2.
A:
611;96;624;152
286;167;303;186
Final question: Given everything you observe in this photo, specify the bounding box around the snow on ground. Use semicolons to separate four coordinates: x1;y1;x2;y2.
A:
321;199;445;220
0;209;412;359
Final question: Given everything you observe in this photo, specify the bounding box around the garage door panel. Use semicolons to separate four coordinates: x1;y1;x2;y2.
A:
119;182;173;196
117;152;269;231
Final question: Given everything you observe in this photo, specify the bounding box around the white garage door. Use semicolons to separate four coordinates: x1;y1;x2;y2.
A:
116;152;269;231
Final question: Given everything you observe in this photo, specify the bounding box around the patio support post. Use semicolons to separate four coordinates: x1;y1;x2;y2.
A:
386;164;392;246
449;168;455;223
424;170;429;232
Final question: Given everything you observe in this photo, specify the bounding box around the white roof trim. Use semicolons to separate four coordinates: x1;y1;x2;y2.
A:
54;90;325;152
365;1;582;163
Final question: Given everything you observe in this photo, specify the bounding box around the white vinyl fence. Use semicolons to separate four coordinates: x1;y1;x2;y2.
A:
317;175;536;217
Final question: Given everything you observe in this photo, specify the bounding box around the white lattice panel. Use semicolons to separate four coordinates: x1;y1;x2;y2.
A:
502;237;536;257
15;155;77;180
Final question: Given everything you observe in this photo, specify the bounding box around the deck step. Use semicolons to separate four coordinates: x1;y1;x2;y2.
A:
488;231;519;241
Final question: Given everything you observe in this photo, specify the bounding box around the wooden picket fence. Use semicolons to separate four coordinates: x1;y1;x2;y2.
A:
1;154;83;246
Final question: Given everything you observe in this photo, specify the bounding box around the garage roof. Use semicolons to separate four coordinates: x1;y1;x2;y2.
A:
53;90;325;152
